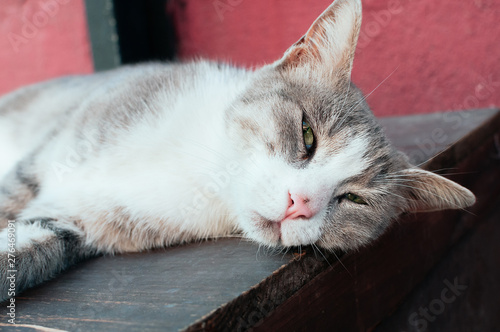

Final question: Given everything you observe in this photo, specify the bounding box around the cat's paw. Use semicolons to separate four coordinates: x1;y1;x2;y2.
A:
0;222;16;303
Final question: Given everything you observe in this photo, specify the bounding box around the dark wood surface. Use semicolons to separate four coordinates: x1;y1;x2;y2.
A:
2;108;499;332
374;198;500;332
5;239;292;332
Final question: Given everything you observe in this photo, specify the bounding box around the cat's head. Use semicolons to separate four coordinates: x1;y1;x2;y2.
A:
224;0;475;251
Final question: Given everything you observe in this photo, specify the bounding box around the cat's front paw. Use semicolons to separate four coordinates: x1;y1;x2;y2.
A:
0;221;17;303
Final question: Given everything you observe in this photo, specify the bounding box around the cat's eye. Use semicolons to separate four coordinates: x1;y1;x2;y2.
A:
345;193;368;205
302;121;314;150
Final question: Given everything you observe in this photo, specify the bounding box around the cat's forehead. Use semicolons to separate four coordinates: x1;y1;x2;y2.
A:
232;69;401;171
245;73;374;135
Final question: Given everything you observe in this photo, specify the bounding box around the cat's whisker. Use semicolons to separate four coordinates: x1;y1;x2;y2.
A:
382;169;476;182
379;177;460;190
310;243;319;259
410;145;461;170
426;171;477;177
256;244;262;260
311;243;335;270
184;138;235;164
382;165;458;177
167;150;254;188
335;62;353;124
386;167;475;178
329;248;353;277
427;167;460;174
182;137;260;174
281;246;291;260
374;188;408;201
181;139;259;180
335;65;399;130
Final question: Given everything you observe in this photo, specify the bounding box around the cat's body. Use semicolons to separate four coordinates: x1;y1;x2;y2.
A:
0;0;475;301
0;62;249;253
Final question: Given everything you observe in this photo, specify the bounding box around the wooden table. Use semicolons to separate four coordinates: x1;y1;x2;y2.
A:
2;108;499;332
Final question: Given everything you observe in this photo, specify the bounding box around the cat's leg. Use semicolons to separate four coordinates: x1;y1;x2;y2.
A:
0;218;98;302
0;163;39;228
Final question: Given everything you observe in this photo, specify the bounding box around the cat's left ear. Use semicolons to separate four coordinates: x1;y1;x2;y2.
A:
398;168;476;213
275;0;362;78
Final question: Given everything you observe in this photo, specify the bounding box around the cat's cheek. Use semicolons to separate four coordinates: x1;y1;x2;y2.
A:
316;221;382;251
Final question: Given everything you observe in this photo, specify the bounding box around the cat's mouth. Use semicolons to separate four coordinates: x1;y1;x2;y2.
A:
261;218;282;240
253;214;316;247
250;213;283;245
251;211;324;247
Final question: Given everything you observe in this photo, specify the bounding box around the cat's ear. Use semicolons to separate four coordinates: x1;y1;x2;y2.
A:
275;0;362;77
398;169;476;213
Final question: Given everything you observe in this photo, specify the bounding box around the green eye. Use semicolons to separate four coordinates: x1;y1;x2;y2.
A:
302;121;314;150
345;193;368;205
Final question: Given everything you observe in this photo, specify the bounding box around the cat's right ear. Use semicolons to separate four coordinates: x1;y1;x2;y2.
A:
274;0;362;79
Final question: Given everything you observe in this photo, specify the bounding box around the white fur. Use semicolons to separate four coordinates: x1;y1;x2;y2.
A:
0;0;367;252
0;122;23;180
229;135;369;247
12;63;254;252
0;222;54;252
0;76;103;179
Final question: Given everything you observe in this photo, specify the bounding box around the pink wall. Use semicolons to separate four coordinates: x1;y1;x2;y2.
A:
0;0;93;95
170;0;500;116
1;0;498;117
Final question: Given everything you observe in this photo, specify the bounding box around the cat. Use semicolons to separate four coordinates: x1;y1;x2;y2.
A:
0;0;475;302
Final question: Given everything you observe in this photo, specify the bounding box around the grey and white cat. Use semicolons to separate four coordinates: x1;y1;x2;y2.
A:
0;0;474;301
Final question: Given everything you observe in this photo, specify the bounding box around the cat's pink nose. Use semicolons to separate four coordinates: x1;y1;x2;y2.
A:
284;193;314;220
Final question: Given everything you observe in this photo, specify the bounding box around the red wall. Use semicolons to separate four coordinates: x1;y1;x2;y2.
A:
0;0;93;95
170;0;500;116
0;0;498;117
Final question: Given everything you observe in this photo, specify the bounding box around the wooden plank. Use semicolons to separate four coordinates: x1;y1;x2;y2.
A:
380;108;499;166
374;199;500;332
12;239;291;332
3;109;498;331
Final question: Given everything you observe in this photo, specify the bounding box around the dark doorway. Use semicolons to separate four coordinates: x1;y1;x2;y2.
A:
113;0;177;64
